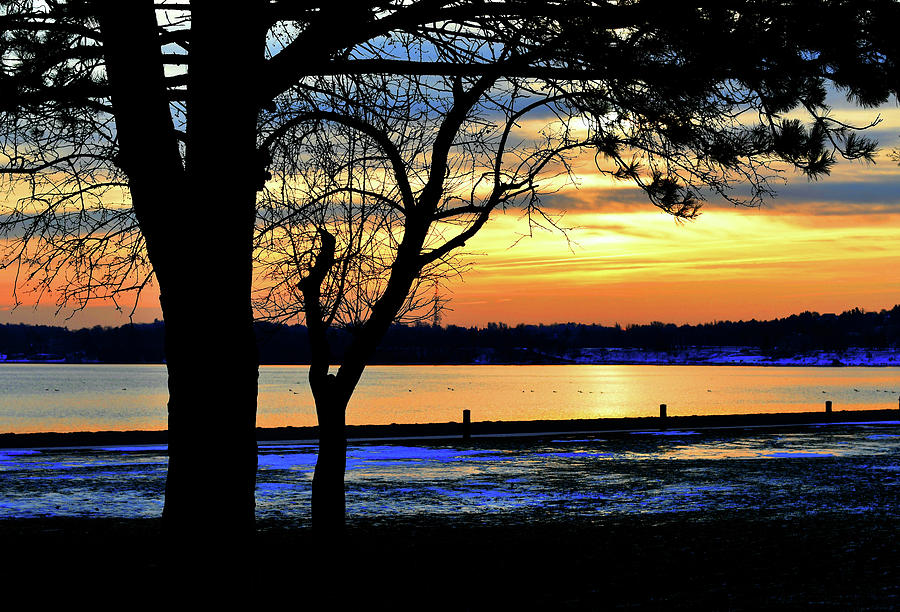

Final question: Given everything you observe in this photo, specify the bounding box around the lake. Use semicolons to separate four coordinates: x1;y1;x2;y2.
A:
1;363;899;434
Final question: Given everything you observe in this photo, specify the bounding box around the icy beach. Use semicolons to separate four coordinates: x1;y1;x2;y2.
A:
3;420;898;524
3;420;899;609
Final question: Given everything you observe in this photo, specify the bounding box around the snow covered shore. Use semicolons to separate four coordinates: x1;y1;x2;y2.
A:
574;346;900;366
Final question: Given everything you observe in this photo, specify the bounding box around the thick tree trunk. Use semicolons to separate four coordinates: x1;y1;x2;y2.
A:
160;276;259;552
160;4;265;561
98;2;266;566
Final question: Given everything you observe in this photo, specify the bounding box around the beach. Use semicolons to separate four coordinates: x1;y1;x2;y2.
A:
2;416;898;607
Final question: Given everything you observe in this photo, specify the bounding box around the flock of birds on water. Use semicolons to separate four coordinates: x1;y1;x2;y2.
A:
34;382;900;399
277;386;900;395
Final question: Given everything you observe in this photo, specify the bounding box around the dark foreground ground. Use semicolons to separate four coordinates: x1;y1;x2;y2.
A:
2;511;896;609
3;415;898;608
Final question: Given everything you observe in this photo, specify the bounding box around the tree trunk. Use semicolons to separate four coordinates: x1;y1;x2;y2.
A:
312;387;349;536
98;1;266;566
159;4;265;562
305;241;426;534
160;275;259;554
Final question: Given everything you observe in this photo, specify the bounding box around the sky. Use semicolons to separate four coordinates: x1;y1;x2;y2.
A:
2;99;899;330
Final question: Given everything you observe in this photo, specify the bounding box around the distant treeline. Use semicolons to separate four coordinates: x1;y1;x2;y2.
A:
2;305;899;364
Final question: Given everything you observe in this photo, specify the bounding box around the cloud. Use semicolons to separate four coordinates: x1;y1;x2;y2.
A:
533;187;664;212
530;172;900;217
761;179;900;208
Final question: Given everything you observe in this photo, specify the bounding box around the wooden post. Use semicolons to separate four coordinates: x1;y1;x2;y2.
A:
825;400;832;414
659;403;667;419
462;409;471;440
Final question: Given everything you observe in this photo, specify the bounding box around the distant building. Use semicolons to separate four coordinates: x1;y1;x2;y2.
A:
28;353;66;363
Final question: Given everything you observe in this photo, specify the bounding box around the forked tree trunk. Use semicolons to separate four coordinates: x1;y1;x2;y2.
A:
306;239;425;534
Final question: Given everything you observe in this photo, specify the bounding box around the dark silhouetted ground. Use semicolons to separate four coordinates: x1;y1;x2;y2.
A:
2;511;896;609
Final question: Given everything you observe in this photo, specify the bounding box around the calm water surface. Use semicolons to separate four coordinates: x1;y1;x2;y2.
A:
1;363;899;434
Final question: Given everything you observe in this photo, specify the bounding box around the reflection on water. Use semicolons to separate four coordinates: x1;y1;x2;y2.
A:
2;422;898;523
2;364;900;433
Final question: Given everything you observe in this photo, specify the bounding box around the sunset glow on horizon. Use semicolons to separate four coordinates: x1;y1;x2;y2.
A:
441;203;900;326
2;101;899;330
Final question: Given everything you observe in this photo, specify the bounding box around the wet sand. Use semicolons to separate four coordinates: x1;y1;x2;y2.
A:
2;408;898;448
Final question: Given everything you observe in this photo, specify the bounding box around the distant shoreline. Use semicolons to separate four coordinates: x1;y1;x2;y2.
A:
5;307;900;366
2;345;900;367
3;408;898;449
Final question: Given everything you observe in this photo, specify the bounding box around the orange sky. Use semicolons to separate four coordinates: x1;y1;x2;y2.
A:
441;205;900;326
2;101;899;329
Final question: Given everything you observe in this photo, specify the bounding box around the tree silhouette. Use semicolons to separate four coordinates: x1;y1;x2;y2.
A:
1;1;898;552
1;2;269;558
254;6;898;531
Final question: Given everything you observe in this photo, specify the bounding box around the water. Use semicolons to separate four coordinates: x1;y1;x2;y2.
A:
2;364;899;434
2;422;898;522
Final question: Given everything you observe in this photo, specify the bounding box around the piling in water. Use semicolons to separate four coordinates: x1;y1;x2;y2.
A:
463;409;471;440
825;400;832;414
